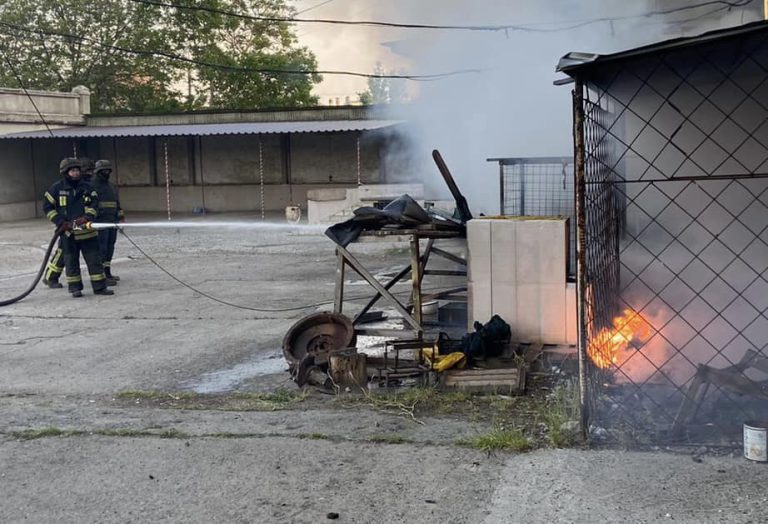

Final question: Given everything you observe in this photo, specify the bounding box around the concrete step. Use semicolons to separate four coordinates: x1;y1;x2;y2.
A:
326;202;364;223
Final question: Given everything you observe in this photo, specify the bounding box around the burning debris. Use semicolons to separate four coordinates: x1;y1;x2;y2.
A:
587;308;652;371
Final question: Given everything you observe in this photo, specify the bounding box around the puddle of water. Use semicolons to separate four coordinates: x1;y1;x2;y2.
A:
185;353;288;394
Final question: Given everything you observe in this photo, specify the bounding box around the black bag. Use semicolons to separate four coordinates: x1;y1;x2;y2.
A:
460;315;511;360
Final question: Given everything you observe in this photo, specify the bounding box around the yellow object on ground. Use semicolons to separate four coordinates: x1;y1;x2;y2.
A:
433;352;467;372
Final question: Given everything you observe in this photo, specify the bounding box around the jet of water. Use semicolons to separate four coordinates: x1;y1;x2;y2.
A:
87;221;327;232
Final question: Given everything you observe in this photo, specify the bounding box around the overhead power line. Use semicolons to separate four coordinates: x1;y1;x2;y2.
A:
127;0;756;33
0;21;482;81
0;0;754;85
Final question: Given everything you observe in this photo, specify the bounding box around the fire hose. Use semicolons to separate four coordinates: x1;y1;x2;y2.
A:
0;221;114;307
0;225;64;307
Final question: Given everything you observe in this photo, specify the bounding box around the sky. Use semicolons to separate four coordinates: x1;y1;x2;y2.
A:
288;0;762;212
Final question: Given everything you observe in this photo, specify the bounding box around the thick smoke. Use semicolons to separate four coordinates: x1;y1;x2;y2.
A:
300;0;760;213
300;1;766;389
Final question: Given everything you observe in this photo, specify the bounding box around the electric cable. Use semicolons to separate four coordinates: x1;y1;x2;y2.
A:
0;228;62;307
0;0;754;84
0;21;481;81
118;228;461;313
0;47;55;138
128;0;755;33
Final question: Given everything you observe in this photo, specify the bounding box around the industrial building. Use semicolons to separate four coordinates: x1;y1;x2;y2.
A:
0;88;411;221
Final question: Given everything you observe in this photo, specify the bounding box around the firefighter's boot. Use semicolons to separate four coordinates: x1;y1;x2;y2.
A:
43;278;63;289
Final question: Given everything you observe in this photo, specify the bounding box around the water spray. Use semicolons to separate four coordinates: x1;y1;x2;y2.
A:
74;221;327;232
3;219;457;312
2;219;323;308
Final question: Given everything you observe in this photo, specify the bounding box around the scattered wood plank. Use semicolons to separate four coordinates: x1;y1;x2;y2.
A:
441;367;525;394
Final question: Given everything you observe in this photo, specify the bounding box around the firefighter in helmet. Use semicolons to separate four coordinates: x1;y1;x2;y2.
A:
42;158;114;297
79;157;95;182
42;157;96;288
91;159;123;285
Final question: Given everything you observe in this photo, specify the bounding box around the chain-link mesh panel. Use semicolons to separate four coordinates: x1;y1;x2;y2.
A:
495;158;576;275
576;30;768;444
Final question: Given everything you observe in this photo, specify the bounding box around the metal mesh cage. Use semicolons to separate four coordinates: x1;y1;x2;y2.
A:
492;157;576;275
572;29;768;444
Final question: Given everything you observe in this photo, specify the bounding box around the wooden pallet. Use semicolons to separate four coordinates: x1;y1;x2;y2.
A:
441;367;525;394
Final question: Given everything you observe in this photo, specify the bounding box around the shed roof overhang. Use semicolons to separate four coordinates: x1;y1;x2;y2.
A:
556;20;768;77
0;119;404;140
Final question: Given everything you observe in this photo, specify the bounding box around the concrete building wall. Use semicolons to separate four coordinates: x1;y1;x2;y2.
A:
114;137;152;186
291;132;380;184
199;135;283;185
119;183;357;213
0;86;91;220
154;137;195;186
0;130;399;218
76;132;385;189
0;87;89;130
0;138;83;221
0;141;33;205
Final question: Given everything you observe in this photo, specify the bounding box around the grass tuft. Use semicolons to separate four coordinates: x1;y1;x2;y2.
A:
537;379;582;448
158;429;189;439
10;427;69;440
97;428;148;438
458;427;531;453
114;389;309;411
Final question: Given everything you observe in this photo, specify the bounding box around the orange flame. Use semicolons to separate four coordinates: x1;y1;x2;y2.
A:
588;308;651;369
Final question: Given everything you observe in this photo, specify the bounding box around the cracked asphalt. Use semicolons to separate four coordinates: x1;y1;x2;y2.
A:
1;215;767;523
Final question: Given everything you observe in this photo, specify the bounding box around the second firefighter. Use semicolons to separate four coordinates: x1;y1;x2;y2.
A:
91;159;123;285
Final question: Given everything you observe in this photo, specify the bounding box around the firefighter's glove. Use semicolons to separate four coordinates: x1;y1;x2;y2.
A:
58;221;72;233
74;216;89;227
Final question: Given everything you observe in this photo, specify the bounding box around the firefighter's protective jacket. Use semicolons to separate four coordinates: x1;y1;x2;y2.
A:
43;178;99;240
91;176;123;222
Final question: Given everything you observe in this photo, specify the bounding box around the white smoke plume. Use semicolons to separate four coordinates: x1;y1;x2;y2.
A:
299;0;760;213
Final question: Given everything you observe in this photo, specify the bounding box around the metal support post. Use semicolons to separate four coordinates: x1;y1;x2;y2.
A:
573;79;590;441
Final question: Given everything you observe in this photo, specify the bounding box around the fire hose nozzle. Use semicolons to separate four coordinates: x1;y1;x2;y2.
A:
72;221;94;231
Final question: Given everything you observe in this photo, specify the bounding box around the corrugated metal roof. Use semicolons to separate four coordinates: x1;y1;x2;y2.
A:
0;120;403;139
557;20;768;76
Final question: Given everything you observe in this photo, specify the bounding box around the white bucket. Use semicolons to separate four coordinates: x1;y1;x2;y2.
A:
285;205;302;224
743;421;768;462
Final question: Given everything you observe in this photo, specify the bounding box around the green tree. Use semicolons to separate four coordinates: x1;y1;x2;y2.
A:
357;62;407;105
0;0;320;112
176;0;320;109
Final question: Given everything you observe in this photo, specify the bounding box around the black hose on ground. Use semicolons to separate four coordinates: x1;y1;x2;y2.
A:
0;228;62;307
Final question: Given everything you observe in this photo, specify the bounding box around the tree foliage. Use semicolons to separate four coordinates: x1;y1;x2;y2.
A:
0;0;320;112
358;62;407;105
